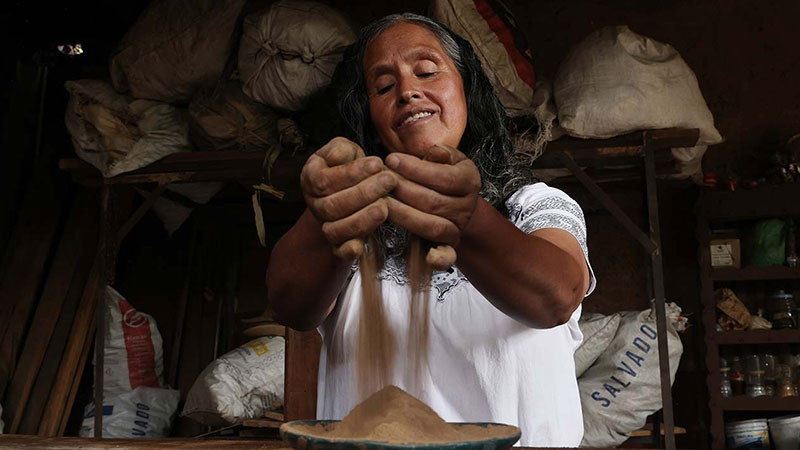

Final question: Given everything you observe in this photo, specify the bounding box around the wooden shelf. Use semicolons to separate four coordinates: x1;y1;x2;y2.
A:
718;396;800;411
711;265;800;281
716;330;800;344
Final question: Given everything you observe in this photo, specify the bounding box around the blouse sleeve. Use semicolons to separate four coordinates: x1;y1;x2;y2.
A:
505;182;597;296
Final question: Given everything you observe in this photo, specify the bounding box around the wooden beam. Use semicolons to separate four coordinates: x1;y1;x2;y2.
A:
37;255;101;437
558;152;657;253
3;189;97;432
284;329;322;421
13;231;97;434
0;185;64;399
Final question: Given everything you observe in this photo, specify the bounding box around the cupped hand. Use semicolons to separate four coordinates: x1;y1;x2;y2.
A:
385;144;481;247
300;137;397;259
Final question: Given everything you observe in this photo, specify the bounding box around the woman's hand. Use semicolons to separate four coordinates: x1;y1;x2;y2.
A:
385;145;481;247
300;137;397;260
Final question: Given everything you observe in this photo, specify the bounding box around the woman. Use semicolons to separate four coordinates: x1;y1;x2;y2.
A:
267;13;595;446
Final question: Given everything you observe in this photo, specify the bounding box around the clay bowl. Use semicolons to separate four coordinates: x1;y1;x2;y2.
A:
280;420;521;450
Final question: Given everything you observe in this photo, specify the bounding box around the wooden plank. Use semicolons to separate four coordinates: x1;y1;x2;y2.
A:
715;330;800;344
543;128;698;152
711;265;800;281
241;419;283;429
3;189;97;432
0;436;291;449
58;311;95;436
559;152;657;253
718;396;800;411
0;185;64;399
631;426;688;437
262;411;285;422
14;232;97;434
284;329;322;421
37;255;101;437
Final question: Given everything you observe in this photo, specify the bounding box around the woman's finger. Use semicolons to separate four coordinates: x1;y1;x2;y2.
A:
311;171;397;221
385;153;480;196
320;198;389;245
333;238;364;260
386;197;460;246
391;175;471;226
316;136;366;166
304;156;385;197
426;244;457;270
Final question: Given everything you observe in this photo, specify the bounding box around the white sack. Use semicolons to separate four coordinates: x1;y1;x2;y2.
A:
99;286;165;398
555;26;722;145
575;313;622;378
430;0;536;116
182;337;285;426
109;0;246;103
554;26;722;180
65;80;190;178
238;0;357;111
79;387;180;438
579;302;684;447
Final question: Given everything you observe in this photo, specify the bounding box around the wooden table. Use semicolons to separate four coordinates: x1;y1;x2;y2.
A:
0;435;684;450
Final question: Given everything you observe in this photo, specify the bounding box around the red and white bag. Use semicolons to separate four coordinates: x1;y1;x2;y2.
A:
430;0;536;116
99;286;165;397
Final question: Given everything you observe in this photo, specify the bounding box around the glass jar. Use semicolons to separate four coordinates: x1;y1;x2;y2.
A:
776;364;797;397
768;290;797;329
746;355;767;397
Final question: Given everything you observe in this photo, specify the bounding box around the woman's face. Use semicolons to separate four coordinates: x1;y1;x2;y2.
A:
363;22;467;158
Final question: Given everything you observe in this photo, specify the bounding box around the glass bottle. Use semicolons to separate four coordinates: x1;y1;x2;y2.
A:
762;353;777;396
720;357;732;397
745;354;767;397
730;356;745;396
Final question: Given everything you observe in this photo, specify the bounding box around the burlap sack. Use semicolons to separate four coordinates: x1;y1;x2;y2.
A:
238;0;357;112
189;80;281;152
110;0;246;103
430;0;536;116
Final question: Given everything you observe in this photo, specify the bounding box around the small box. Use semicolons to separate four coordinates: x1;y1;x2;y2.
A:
710;238;741;269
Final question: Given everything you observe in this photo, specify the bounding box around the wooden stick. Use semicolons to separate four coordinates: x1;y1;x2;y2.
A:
37;256;101;437
58;311;96;436
13;231;97;434
4;190;95;432
0;185;64;398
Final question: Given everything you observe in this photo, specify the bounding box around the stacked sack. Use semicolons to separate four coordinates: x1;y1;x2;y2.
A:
553;26;723;182
577;302;685;447
80;287;180;438
181;336;285;426
65;0;355;235
430;0;537;117
238;0;357;112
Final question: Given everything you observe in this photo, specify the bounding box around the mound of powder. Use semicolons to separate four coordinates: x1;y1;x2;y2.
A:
293;386;512;444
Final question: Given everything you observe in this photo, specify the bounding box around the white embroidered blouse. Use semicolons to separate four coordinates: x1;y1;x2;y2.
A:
316;182;596;446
